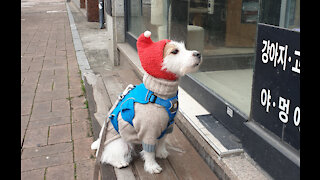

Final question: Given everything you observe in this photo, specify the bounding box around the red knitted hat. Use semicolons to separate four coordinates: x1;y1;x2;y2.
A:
136;31;178;81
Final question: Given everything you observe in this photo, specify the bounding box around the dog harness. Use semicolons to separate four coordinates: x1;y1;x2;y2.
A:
109;83;178;139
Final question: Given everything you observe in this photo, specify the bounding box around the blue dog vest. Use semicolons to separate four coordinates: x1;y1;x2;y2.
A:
109;83;178;139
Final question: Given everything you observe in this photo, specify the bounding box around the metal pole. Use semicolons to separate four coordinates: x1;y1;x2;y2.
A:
99;0;105;29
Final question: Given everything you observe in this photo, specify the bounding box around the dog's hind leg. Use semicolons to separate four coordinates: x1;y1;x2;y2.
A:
100;138;133;169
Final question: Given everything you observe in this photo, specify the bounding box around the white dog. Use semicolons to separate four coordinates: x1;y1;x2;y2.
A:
91;31;202;174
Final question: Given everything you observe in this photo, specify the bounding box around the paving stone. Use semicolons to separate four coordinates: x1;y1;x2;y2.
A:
69;83;82;92
23;127;48;148
36;81;54;92
39;69;55;79
68;75;82;85
31;101;52;115
21;115;30;138
51;98;70;113
28;61;44;72
46;163;75;180
30;110;70;122
21;100;33;116
52;88;70;100
21;115;30;144
34;91;53;102
48;124;71;145
53;83;69;91
28;116;70;129
54;68;68;76
22;142;73;159
69;87;83;98
21;168;45;180
21;151;73;172
22;71;40;81
76;159;95;180
21;83;37;94
72;108;89;122
56;50;67;56
70;96;87;110
53;75;69;85
68;67;80;76
73;137;95;162
72;121;92;140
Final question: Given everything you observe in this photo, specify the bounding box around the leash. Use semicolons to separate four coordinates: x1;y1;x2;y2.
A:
93;84;135;180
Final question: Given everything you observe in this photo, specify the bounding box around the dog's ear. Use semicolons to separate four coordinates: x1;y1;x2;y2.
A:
163;43;176;58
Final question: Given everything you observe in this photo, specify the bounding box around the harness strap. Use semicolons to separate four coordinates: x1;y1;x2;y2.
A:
109;83;178;139
146;91;178;139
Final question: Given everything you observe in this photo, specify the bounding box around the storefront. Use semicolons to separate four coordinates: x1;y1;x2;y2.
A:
117;0;300;179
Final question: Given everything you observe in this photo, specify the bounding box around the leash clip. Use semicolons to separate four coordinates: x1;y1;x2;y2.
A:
119;84;135;100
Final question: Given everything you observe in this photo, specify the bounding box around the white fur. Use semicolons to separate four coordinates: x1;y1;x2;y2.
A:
162;41;202;77
100;138;133;168
156;134;169;159
91;122;133;169
144;30;151;38
92;138;133;169
91;121;105;151
91;31;202;174
141;150;162;174
91;138;100;150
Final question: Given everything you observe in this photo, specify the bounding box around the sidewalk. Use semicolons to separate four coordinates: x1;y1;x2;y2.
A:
21;0;95;179
21;0;248;180
67;1;221;180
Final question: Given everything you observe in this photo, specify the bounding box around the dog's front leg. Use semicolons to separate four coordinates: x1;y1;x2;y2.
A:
156;135;169;159
140;149;162;174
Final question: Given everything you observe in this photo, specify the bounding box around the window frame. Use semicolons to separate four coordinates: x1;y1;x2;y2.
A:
124;0;138;51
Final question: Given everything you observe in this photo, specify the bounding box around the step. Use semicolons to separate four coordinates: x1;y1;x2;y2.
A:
117;42;272;180
83;67;219;180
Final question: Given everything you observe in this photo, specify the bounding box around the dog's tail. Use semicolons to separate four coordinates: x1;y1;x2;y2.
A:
91;138;100;150
91;120;106;150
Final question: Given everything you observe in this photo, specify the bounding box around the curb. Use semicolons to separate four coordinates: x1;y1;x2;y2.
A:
66;2;93;80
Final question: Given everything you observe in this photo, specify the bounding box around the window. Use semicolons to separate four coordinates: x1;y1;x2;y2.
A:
127;0;169;41
126;0;300;118
187;0;258;117
260;0;300;30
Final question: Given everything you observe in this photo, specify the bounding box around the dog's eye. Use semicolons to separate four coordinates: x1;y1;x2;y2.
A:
171;49;179;55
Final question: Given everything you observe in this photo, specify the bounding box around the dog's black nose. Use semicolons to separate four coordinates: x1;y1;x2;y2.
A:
193;51;201;59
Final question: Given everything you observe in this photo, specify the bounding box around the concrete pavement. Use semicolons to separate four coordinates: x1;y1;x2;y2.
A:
21;0;95;179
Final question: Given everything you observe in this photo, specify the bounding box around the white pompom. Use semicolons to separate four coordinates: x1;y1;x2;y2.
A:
144;31;151;38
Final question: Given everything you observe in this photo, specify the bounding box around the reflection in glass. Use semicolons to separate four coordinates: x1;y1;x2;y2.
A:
128;0;168;41
188;0;257;116
127;0;300;117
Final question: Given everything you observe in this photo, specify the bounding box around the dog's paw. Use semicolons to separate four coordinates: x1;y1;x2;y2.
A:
108;160;130;169
144;161;162;174
156;148;169;159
